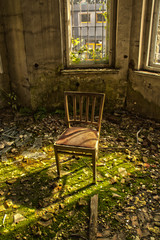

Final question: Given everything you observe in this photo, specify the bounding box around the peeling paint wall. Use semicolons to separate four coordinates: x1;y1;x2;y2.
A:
21;0;63;110
0;0;131;113
127;71;160;120
1;0;31;107
21;0;131;112
0;4;10;107
127;0;160;120
116;0;133;75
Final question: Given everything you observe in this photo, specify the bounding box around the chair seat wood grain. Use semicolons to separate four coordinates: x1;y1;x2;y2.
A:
56;127;98;149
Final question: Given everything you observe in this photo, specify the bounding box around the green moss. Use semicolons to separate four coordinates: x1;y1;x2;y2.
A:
0;143;158;240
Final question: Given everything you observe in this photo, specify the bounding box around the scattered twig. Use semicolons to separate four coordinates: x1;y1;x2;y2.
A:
1;126;16;134
1;133;18;139
89;194;98;240
2;214;7;226
136;128;142;144
100;146;133;149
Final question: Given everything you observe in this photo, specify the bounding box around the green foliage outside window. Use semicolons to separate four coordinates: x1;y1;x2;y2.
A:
70;1;110;64
70;38;108;64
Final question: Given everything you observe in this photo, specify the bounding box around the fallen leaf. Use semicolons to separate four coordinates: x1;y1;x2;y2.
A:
118;167;128;177
38;219;52;227
112;193;121;198
143;163;150;168
110;187;117;192
14;213;26;223
4;199;13;208
0;205;6;212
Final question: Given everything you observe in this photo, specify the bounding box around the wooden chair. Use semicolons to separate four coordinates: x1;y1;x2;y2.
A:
54;91;105;183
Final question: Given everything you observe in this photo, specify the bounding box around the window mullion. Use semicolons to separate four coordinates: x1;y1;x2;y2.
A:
71;0;74;39
94;0;97;56
80;2;82;51
102;3;104;59
87;0;89;60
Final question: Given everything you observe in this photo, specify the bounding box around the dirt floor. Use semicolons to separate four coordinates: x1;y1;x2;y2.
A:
0;108;160;240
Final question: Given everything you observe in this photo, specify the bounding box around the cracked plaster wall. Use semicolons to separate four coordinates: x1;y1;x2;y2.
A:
0;0;160;120
0;6;10;107
0;0;131;113
0;0;31;108
127;71;160;120
127;0;160;120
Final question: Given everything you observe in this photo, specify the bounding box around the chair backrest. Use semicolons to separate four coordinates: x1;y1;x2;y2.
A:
64;91;105;132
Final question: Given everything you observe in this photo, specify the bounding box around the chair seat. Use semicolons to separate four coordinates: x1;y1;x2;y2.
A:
55;127;98;149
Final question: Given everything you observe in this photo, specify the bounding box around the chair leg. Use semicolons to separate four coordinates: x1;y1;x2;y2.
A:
54;147;60;178
92;151;96;184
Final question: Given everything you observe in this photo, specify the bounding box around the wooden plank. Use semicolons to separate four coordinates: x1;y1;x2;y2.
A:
89;194;98;240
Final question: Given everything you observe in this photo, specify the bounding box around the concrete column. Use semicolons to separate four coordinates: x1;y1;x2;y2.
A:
2;0;31;107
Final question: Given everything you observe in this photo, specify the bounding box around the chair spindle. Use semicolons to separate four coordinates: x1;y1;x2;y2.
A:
73;95;76;120
91;96;96;123
80;96;83;121
86;96;89;122
65;95;70;127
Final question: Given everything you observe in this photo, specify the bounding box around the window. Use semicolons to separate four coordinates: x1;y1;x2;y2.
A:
80;13;91;23
145;0;160;71
96;13;106;23
68;0;111;66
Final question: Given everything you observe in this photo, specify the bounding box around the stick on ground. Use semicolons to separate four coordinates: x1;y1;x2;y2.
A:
89;194;98;240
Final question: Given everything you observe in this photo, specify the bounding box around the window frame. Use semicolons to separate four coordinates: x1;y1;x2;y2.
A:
96;12;106;23
144;0;160;72
80;12;91;23
63;0;117;69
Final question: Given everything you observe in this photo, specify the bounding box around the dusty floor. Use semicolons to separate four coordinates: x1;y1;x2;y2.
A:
0;109;160;240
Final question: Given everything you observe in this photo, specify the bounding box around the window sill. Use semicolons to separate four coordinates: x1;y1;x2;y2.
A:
133;70;160;78
61;68;119;75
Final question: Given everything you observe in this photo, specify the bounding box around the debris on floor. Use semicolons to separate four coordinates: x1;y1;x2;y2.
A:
0;109;159;239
